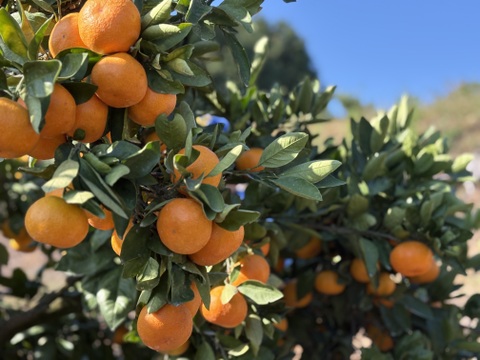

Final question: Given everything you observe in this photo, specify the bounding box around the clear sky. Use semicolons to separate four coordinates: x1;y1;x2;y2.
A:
258;1;480;109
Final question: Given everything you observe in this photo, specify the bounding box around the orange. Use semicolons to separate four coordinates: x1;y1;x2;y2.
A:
78;0;141;55
200;286;248;328
28;134;67;160
367;272;396;296
235;147;265;172
389;240;434;277
137;304;193;353
0;97;40;158
314;270;346;295
409;259;441;284
260;242;270;256
366;325;394;352
273;317;288;332
189;224;244;266
283;279;313;308
350;258;379;283
68;95;109;143
31;83;76;138
8;228;36;252
184;281;202;317
172;145;222;190
164;339;190;356
111;220;133;256
112;324;129;344
230;254;270;287
91;52;147;108
1;221;16;238
295;236;322;259
156;198;212;255
88;206;115;231
128;88;176;126
48;13;87;57
24;196;89;248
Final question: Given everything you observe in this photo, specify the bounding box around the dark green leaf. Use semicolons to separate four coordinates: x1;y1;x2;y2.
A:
156;113;187;152
359;237;379;280
217;208;260;231
210;144;242;176
222;29;250;86
245;314;263;356
187;0;212;23
194;342;215;360
97;266;136;330
136;257;160;291
0;243;9;265
27;14;53;60
141;0;172;30
122;141;161;179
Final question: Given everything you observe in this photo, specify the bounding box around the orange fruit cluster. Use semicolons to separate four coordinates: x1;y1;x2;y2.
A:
1;221;36;253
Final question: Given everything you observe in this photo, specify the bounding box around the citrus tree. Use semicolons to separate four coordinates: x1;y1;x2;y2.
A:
1;1;479;360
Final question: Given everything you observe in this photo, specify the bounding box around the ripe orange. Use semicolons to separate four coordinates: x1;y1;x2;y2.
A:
235;147;265;172
409;259;441;284
1;221;16;238
156;198;212;255
0;97;40;158
273;317;288;332
78;0;141;55
389;240;434;277
24;196;89;248
200;286;248;328
68;95;109;143
36;83;76;138
295;236;322;259
366;325;394;352
314;270;346;295
48;13;87;57
88;206;115;231
163;339;190;356
28;134;67;160
172;145;222;190
112;324;129;344
137;304;193;353
230;254;270;287
91;52;147;108
184;281;202;317
350;258;378;283
8;228;36;253
367;272;396;296
282;279;313;308
189;224;244;266
260;242;270;256
111;220;133;256
128;88;177;126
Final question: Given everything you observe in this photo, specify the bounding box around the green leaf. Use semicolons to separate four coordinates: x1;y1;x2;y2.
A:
142;23;192;52
171;60;211;87
42;159;79;193
78;158;129;219
194;342;215;360
189;184;225;217
222;29;250;87
63;190;94;205
141;0;172;30
259;132;309;168
0;8;28;59
359;237;379;280
281;160;341;183
399;295;434;319
217;208;260;231
271;176;322;201
24;60;62;98
156;113;187;152
57;53;89;81
137;257;160;291
122;141;161;179
105;165;130;186
97;266;136;330
61;82;98;105
245;314;263;356
237;280;283;304
209;144;242;177
27;14;53;60
146;68;185;94
186;0;212;23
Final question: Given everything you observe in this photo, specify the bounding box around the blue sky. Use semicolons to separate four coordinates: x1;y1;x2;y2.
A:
259;1;480;110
